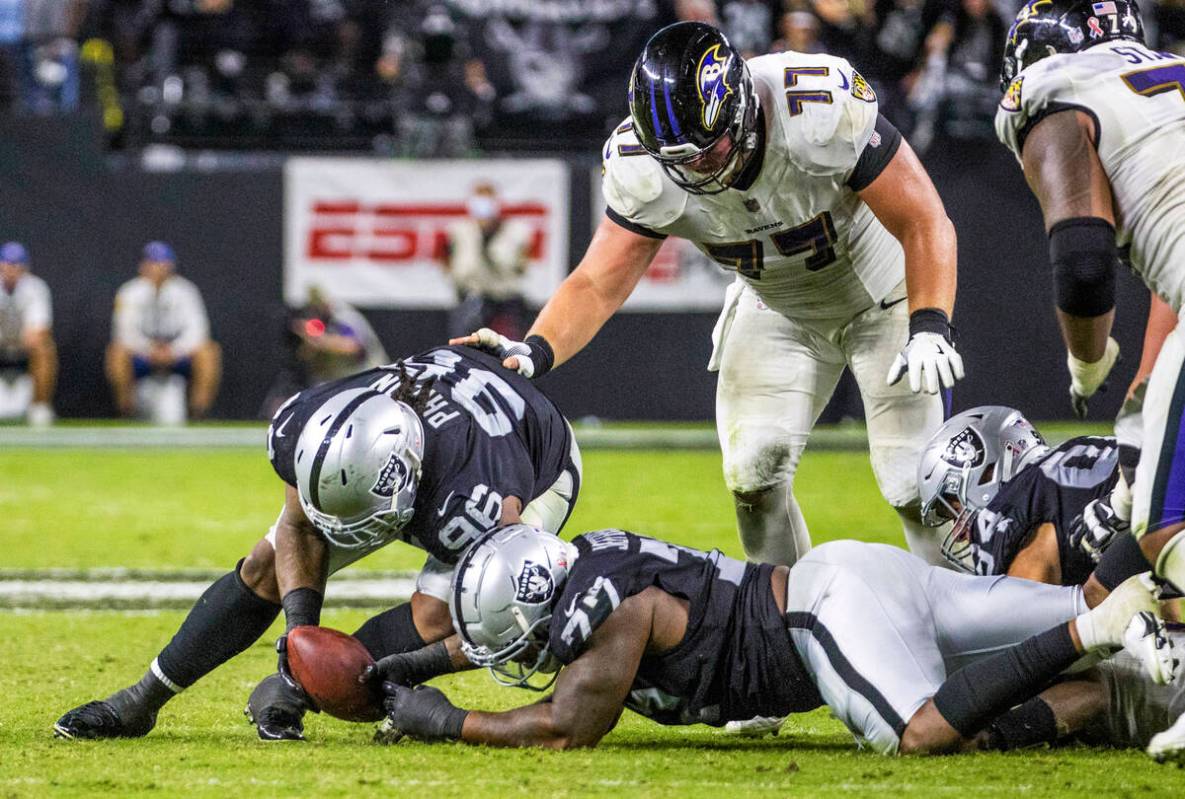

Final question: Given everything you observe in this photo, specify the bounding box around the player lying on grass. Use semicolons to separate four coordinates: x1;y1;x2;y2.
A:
917;406;1153;597
919;406;1185;619
53;346;581;742
373;525;1176;755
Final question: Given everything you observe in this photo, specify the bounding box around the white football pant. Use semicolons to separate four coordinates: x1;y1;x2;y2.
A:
713;280;945;566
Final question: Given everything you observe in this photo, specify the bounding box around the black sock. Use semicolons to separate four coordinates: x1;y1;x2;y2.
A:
353;602;427;660
932;624;1080;738
155;560;281;689
986;696;1059;750
1094;533;1154;591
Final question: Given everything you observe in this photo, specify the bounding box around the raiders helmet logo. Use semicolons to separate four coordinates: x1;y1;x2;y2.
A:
371;452;410;498
696;44;734;130
515;561;555;605
943;427;986;468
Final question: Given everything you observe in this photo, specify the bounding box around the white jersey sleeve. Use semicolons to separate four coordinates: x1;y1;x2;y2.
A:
600;119;687;235
750;51;880;178
112;279;151;352
995;42;1185;309
994;57;1082;161
20;274;52;332
170;278;211;356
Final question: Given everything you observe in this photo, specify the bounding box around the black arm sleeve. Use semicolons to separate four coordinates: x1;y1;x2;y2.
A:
605;206;667;240
847;114;903;191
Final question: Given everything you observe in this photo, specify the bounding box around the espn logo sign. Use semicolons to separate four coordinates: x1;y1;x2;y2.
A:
306;201;548;263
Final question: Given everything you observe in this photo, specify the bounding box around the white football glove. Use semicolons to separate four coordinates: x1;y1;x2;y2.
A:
887;332;965;395
453;328;550;379
1067;337;1120;419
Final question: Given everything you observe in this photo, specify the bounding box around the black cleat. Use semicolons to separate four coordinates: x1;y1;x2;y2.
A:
245;673;307;742
54;700;156;740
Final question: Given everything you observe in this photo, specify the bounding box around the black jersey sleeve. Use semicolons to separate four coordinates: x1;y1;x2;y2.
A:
846;114;902;191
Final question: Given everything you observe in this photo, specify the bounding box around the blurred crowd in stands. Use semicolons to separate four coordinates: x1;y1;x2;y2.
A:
0;0;1180;151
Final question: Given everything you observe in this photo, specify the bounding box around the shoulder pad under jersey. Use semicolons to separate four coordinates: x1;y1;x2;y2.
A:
749;50;879;176
601;117;690;233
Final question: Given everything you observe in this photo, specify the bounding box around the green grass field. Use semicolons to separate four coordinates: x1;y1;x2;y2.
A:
2;444;1184;797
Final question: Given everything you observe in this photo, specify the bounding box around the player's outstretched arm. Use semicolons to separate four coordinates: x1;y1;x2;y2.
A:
1022;110;1120;416
859;138;957;318
450;217;662;377
384;593;653;748
861;140;963;394
462;594;651;748
273;485;330;626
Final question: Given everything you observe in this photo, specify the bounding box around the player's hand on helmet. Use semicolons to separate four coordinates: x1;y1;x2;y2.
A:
382;684;468;741
1068;337;1120;419
448;328;554;379
887;309;964;394
360;641;453;689
1069;496;1131;562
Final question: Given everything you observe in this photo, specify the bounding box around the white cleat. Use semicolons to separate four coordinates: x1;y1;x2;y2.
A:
1148;711;1185;765
723;716;786;737
1122;611;1179;686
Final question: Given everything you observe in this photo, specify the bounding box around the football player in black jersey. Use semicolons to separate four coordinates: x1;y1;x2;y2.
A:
374;525;1174;754
918;406;1156;609
53;347;581;742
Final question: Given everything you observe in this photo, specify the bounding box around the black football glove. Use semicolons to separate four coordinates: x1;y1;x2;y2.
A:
383;684;468;742
275;634;319;711
1069;497;1130;562
360;641;453;689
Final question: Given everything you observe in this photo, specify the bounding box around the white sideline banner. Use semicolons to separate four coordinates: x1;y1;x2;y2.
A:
284;158;569;309
589;167;731;312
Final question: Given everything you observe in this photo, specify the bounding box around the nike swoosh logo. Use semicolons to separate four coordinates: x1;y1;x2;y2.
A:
274;414;293;438
839;71;850;91
436;491;455;517
879;296;907;311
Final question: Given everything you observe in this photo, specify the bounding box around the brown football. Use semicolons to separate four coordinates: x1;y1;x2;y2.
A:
287;626;384;722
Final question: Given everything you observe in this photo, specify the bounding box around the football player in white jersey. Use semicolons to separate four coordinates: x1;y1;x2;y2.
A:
993;0;1185;759
456;21;963;567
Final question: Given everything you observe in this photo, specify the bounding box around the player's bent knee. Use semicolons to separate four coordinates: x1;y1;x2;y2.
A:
732;485;776;509
722;440;798;496
410;592;454;642
890;501;924;525
898;701;963;756
239;540;279;603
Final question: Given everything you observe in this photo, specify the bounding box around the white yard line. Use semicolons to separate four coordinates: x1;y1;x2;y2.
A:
0;574;416;610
